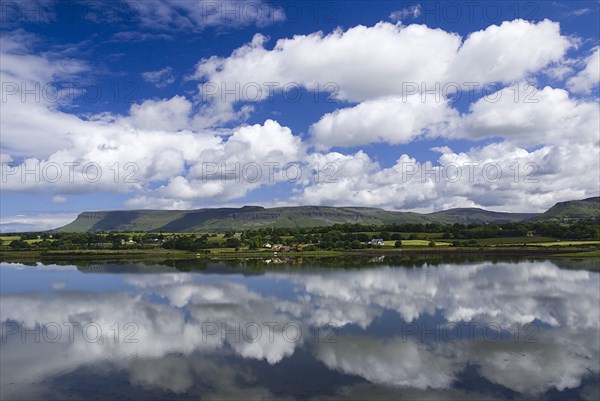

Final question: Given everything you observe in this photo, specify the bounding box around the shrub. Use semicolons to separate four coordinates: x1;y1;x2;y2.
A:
9;239;30;249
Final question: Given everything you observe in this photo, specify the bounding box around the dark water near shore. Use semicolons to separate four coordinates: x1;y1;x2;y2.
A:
1;258;599;400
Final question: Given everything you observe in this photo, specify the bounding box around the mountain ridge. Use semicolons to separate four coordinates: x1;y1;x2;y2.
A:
57;197;600;232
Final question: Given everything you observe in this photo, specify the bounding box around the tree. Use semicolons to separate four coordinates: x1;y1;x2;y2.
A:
379;231;391;241
356;233;370;242
9;239;30;249
428;241;436;247
225;238;241;248
351;240;362;249
247;236;262;250
394;240;402;248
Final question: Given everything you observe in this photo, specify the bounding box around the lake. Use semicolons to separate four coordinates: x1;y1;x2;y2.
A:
1;258;599;400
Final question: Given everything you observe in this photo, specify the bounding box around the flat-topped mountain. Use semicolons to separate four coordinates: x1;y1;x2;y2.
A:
56;197;599;232
59;206;419;232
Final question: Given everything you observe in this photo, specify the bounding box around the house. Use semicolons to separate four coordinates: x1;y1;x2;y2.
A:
233;232;242;238
369;239;384;246
263;243;272;248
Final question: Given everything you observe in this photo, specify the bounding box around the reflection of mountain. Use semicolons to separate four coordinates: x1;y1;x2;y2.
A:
1;260;598;400
75;261;266;275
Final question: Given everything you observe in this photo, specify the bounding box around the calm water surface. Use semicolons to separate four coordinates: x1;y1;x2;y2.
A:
1;258;599;400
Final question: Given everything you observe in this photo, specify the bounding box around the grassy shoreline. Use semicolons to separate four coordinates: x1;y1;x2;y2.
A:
2;246;598;264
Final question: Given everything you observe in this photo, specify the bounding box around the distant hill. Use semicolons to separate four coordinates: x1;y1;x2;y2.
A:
58;205;529;232
426;208;538;224
59;206;422;232
56;198;599;233
536;197;600;220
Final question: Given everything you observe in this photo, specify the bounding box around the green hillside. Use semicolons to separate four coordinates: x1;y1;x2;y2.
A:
58;205;537;232
426;208;537;224
56;198;600;233
537;197;600;220
59;206;422;232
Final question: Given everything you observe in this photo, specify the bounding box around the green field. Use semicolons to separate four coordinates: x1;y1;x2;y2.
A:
528;241;600;247
475;236;556;245
0;235;20;245
383;239;452;247
552;250;600;258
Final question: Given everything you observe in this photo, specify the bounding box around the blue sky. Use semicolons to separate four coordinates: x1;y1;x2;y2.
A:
1;0;599;231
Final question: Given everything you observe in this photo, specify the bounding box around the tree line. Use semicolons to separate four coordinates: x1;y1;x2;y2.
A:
5;219;597;252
